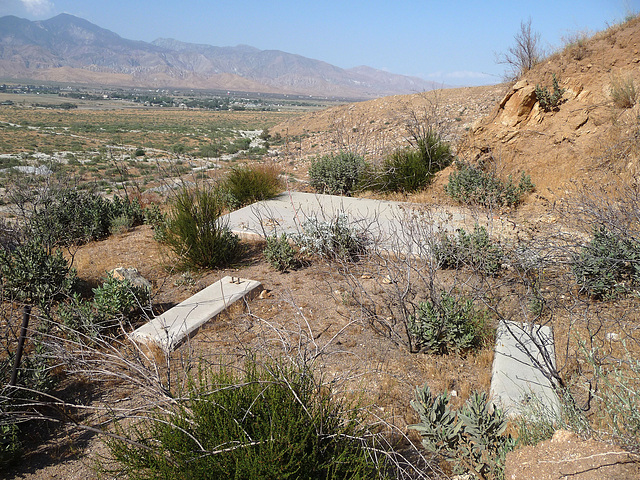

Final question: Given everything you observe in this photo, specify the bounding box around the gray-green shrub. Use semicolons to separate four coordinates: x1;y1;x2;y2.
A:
535;74;565;111
445;161;534;208
408;291;491;354
264;233;299;272
309;151;366;196
0;241;76;313
572;225;640;298
410;386;515;479
294;213;368;262
434;225;504;276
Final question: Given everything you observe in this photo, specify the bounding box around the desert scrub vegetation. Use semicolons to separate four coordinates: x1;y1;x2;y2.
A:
535;74;565;111
434;225;504;277
105;358;391;479
294;213;369;262
224;163;282;208
161;184;241;269
408;290;492;355
445;160;534;208
264;233;300;272
309;151;366;195
609;72;637;108
410;386;515;479
365;129;454;193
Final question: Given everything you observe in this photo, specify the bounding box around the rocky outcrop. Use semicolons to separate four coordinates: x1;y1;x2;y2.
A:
497;80;539;127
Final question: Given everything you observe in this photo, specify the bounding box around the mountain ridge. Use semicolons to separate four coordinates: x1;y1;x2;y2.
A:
0;14;445;98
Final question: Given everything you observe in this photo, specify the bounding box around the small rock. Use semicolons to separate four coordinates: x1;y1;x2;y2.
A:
259;289;272;299
382;275;394;284
360;273;373;279
110;267;151;291
605;332;620;341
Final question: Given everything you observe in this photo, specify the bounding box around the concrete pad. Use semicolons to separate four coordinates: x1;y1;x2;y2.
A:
223;192;471;253
130;276;261;352
490;321;561;417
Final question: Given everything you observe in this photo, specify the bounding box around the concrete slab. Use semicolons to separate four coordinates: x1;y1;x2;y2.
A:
490;321;561;417
130;276;261;352
223;192;472;253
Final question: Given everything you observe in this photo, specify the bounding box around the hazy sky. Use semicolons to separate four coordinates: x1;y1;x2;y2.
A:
0;0;637;86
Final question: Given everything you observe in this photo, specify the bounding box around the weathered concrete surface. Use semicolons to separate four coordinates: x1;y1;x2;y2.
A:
130;276;261;352
490;321;561;417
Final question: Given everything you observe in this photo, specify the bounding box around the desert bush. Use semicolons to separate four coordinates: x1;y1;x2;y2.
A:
609;73;637;108
535;74;565;111
224;164;282;208
28;187;112;249
366;131;453;193
143;203;168;242
445;161;534;208
162;185;241;269
410;386;515;479
294;213;368;262
308;151;366;195
264;233;299;272
572;225;640;298
434;225;504;276
408;291;491;355
59;274;150;338
0;241;76;313
105;359;388;479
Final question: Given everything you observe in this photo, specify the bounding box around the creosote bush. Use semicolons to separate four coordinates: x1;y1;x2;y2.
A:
408;291;491;355
162;185;241;269
410;386;515;479
105;359;389;479
308;151;366;196
445;161;534;208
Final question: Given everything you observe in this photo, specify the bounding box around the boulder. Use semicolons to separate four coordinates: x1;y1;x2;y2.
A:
109;267;152;292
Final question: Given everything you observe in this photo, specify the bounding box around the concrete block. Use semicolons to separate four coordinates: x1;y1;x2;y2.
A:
490;321;561;417
130;276;261;352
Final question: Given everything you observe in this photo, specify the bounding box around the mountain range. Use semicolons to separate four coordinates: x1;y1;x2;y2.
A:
0;14;442;98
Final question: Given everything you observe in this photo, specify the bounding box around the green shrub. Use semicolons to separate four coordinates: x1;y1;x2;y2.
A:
29;188;112;248
162;185;241;269
366;131;454;193
434;225;504;276
59;274;150;338
410;386;515;479
408;291;490;355
308;151;366;196
535;74;565;111
0;423;21;471
106;359;388;479
0;241;76;313
224;164;282;208
144;204;168;242
573;226;640;298
294;213;368;262
445;161;534;208
264;233;299;272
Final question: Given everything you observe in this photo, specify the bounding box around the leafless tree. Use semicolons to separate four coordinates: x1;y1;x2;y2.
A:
497;18;544;80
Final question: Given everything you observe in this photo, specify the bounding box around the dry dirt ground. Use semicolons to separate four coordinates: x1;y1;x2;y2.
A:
6;16;640;480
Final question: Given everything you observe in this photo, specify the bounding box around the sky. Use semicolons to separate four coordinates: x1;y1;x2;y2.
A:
0;0;637;86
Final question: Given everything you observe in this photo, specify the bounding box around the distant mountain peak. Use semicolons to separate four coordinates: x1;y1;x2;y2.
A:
0;14;446;98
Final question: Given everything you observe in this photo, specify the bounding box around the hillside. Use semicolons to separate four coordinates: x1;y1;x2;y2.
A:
0;14;443;98
274;16;640;210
